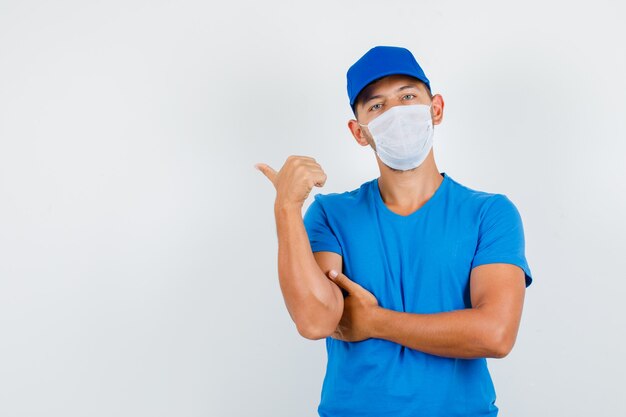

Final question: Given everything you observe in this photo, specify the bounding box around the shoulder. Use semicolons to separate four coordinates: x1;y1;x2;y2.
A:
445;173;519;216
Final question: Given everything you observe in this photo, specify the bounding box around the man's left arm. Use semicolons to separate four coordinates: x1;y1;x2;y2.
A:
327;262;526;359
368;262;526;359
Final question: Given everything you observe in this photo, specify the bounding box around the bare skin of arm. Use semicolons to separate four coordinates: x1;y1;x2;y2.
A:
274;205;344;338
328;263;526;359
256;156;344;339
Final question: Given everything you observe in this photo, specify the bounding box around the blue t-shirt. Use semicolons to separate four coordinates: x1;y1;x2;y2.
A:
302;171;533;417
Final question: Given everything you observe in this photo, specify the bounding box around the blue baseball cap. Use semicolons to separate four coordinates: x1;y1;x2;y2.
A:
347;46;431;110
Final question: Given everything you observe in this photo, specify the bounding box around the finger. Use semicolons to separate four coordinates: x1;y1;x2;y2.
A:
328;270;359;293
291;155;316;161
254;163;277;185
312;172;327;188
295;161;326;185
296;167;326;189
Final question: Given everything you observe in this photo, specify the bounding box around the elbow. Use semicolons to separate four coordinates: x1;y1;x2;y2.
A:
297;323;332;340
296;313;340;340
295;302;342;341
490;343;511;359
295;288;343;341
488;326;517;359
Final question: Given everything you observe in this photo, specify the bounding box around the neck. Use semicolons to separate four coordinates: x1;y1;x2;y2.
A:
376;151;444;212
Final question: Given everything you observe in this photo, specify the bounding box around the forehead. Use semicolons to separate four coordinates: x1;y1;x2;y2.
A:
359;74;425;99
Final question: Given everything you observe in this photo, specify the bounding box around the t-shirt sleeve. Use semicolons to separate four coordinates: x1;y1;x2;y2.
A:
471;194;533;287
302;194;343;256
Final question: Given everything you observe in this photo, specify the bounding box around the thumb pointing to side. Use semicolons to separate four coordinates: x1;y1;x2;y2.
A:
254;163;278;187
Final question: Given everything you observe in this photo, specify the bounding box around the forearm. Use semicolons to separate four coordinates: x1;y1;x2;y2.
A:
369;306;507;359
274;203;343;338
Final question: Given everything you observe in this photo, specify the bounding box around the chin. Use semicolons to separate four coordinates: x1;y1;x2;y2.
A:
388;165;418;172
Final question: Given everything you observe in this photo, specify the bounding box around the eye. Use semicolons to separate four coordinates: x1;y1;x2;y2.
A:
402;94;416;100
369;103;382;112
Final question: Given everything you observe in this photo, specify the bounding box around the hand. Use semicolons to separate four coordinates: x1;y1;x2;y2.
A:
327;269;380;342
255;156;327;209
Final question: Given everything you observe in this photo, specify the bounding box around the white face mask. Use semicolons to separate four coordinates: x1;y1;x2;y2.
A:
359;104;434;171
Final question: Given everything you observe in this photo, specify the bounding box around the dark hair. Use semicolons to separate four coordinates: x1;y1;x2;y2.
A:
352;77;433;119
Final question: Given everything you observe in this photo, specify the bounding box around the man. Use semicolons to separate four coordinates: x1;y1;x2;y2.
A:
255;45;533;417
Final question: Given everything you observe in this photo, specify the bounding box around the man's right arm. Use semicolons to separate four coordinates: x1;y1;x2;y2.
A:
275;202;344;340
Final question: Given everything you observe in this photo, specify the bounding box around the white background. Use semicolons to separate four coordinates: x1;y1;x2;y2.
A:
1;1;625;416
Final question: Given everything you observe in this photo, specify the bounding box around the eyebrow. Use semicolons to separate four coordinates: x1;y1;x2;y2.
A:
361;85;421;106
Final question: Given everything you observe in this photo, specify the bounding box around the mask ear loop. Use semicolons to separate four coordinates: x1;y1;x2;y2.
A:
357;122;371;142
356;121;374;149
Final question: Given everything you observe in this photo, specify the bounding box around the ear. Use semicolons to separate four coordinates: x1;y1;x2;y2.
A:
348;119;370;147
431;94;445;126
